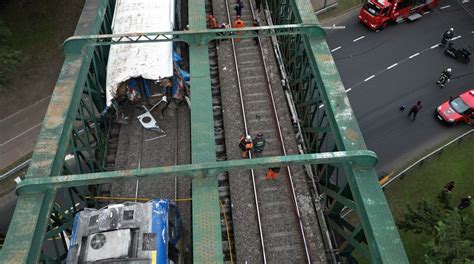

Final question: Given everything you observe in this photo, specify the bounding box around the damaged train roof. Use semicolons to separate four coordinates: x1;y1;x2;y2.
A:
106;0;175;106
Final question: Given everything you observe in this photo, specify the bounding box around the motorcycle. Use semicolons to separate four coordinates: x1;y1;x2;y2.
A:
444;43;471;64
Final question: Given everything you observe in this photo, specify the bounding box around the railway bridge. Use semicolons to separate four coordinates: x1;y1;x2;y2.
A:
0;0;408;263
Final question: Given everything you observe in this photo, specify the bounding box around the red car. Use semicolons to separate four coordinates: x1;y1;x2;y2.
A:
436;89;474;125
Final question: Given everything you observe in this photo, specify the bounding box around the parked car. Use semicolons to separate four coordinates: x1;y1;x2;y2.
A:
435;89;474;125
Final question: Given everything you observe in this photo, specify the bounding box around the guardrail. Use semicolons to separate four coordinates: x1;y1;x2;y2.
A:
0;159;31;182
383;128;474;188
341;128;474;218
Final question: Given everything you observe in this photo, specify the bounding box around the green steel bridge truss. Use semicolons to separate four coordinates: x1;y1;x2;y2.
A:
0;0;408;263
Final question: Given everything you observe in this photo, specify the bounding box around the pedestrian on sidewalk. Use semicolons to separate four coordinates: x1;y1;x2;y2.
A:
408;101;422;120
265;167;280;180
239;134;253;158
234;0;244;17
233;16;245;43
253;132;266;155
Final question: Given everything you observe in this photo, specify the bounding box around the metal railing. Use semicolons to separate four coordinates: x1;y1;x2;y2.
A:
383;128;474;188
0;159;30;182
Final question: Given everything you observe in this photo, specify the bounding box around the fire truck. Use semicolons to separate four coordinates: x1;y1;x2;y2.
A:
358;0;439;30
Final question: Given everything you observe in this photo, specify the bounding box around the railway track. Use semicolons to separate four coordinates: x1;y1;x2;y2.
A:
208;0;324;262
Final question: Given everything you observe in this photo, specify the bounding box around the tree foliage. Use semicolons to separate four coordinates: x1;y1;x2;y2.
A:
0;19;22;91
397;199;442;234
398;197;474;263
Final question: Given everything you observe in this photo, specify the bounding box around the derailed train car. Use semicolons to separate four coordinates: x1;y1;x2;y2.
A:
105;0;189;107
66;199;184;263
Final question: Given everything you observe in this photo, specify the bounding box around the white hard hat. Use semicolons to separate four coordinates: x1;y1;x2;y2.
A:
447;68;451;72
246;135;251;141
450;28;453;31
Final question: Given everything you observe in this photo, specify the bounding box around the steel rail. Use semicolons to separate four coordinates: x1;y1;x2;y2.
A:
262;5;338;260
222;0;268;262
249;2;311;263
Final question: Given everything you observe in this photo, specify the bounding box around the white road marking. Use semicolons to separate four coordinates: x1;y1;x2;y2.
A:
0;96;51;123
387;63;398;69
353;36;365;42
440;5;451;9
346;88;352;92
0;122;42;147
364;75;375;82
331;46;342;52
431;44;439;49
409;53;420;58
451;35;462;40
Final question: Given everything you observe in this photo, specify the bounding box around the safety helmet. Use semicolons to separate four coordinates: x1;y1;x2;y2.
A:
447;68;451;73
450;28;453;31
257;132;263;137
246;135;251;141
237;15;241;18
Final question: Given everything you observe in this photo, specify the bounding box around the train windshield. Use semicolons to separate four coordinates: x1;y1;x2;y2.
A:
364;0;382;15
450;97;470;114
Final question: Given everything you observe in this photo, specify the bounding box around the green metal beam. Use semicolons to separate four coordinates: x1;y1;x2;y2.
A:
188;0;223;261
63;24;325;53
16;151;377;194
290;0;409;261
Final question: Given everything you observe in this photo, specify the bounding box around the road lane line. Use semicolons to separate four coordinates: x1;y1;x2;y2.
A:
440;5;450;9
387;63;398;69
353;36;365;42
0;123;42;147
345;88;352;92
0;96;51;123
451;36;462;40
331;46;341;52
364;75;375;82
431;44;439;49
409;53;420;58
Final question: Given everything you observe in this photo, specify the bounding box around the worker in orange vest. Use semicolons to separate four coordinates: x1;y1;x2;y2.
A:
239;135;253;158
207;15;218;29
233;16;245;42
265;167;280;180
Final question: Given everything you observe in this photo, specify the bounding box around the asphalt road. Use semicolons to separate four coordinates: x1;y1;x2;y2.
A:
323;0;474;174
0;96;50;169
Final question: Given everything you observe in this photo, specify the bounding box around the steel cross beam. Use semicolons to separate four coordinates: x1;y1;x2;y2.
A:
16;150;377;194
63;24;326;54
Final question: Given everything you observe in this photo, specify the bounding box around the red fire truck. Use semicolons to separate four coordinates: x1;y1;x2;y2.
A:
358;0;439;30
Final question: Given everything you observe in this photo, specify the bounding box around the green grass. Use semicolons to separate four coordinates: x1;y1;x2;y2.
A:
384;132;474;263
